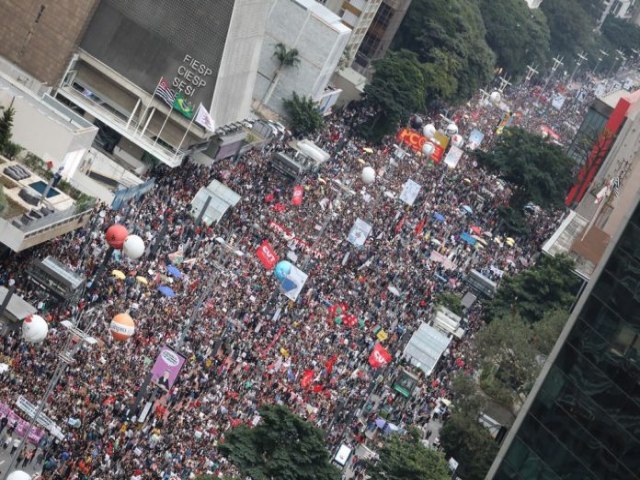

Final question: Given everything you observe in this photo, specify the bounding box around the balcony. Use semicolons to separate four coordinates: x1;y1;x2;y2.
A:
56;86;186;168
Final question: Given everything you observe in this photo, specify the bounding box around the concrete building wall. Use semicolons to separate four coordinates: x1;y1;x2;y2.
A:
256;0;350;115
210;0;274;126
0;88;96;173
0;0;98;86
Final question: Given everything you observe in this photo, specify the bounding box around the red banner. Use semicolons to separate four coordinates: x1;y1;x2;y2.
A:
256;240;278;270
368;343;392;368
301;369;315;389
292;185;304;206
397;128;445;163
397;128;426;152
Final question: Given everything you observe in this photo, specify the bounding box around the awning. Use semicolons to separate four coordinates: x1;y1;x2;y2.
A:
190;180;241;225
403;322;452;376
0;287;37;322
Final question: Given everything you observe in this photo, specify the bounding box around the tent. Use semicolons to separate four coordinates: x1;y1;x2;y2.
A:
403;322;452;376
191;180;241;226
0;287;37;322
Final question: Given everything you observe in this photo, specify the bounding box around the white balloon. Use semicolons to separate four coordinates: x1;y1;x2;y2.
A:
446;123;458;136
490;90;502;105
122;235;145;260
22;315;48;343
7;471;32;480
422;124;436;139
452;134;464;147
361;166;376;185
422;142;435;156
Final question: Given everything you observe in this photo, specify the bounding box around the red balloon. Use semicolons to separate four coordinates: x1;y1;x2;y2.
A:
105;224;129;249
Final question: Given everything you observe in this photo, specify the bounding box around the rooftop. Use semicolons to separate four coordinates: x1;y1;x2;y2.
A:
0;73;94;131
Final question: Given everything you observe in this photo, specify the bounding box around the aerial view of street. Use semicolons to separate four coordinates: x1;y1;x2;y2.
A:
0;1;639;479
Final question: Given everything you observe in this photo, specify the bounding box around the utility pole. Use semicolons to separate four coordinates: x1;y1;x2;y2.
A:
544;56;564;90
525;65;539;84
497;75;512;93
2;309;98;480
569;52;588;84
607;50;625;77
593;50;609;75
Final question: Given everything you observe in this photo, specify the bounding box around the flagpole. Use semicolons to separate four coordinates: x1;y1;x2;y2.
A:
136;77;162;136
153;103;174;148
173;112;197;163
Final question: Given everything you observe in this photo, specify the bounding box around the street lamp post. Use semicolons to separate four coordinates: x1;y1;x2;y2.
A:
1;308;97;480
2;225;145;480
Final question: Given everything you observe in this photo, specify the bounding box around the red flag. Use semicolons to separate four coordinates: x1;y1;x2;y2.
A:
415;218;426;235
301;369;315;389
395;216;405;234
292;185;304;206
256;240;278;270
312;384;324;393
325;355;338;374
343;314;357;328
368;343;392;368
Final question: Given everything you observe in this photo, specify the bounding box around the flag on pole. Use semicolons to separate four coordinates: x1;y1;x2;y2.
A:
173;93;195;119
154;77;176;107
195;103;216;131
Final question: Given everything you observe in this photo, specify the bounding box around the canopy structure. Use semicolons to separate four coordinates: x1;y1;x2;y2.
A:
0;287;37;322
431;306;466;339
403;322;452;376
190;180;241;226
294;139;330;165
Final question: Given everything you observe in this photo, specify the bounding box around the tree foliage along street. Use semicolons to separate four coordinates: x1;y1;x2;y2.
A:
218;405;340;480
0;106;15;153
362;50;428;140
283;92;324;136
484;253;579;325
475;308;569;408
479;0;550;76
394;0;495;102
602;17;640;56
476;314;540;401
366;432;450;480
540;0;596;59
475;127;574;209
440;412;499;480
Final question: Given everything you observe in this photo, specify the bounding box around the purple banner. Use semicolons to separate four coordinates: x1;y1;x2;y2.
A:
150;347;186;391
0;402;45;444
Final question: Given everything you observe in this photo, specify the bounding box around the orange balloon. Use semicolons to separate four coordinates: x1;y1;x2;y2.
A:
110;313;135;341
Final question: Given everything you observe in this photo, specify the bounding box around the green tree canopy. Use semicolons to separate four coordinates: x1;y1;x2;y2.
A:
601;17;640;56
485;254;580;324
440;413;498;480
0;106;15;153
361;50;428;140
394;0;495;101
283;92;324;136
479;0;550;76
450;373;487;416
475;127;574;209
476;314;540;398
218;405;339;480
366;433;450;480
540;0;596;58
531;308;570;354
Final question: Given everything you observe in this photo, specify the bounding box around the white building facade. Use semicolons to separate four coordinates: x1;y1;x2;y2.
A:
255;0;351;117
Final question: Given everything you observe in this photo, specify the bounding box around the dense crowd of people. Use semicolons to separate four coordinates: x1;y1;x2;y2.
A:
0;76;605;479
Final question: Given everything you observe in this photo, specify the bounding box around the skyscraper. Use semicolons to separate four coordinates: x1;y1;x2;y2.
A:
489;191;640;479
